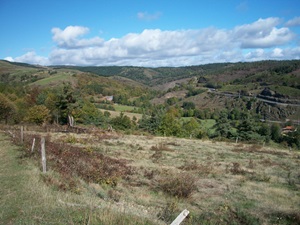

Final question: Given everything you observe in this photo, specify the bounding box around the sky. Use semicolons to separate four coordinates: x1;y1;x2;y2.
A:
0;0;300;67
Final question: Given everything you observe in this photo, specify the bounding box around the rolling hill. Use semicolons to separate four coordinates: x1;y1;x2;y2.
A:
1;59;300;121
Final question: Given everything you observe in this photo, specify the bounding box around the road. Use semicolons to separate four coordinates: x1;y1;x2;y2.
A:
208;89;300;107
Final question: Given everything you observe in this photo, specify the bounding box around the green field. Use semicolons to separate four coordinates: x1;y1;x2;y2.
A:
100;109;143;120
114;104;139;112
31;73;74;86
270;85;300;98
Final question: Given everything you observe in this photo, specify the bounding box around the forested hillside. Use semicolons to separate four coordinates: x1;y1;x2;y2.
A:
0;59;299;149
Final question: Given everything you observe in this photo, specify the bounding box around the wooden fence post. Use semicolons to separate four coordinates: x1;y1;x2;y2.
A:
21;126;24;144
41;137;46;173
31;138;36;152
170;209;189;225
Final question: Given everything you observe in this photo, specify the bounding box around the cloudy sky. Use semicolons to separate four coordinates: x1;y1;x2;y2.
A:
1;0;300;67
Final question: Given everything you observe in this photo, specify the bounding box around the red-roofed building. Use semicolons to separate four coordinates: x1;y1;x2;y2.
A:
282;126;296;135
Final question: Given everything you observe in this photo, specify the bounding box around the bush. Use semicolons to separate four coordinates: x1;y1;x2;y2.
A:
156;171;197;198
26;105;50;125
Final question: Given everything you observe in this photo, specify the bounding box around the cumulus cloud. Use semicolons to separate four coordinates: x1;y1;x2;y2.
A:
233;18;295;48
51;26;104;49
285;17;300;27
137;11;162;21
4;56;14;62
14;51;49;65
7;17;299;67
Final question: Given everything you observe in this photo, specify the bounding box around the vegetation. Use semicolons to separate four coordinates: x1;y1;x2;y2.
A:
0;59;300;223
2;127;299;224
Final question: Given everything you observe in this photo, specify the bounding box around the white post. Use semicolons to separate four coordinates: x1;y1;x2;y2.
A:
21;126;24;144
41;137;46;173
235;136;239;144
31;138;36;152
170;209;189;225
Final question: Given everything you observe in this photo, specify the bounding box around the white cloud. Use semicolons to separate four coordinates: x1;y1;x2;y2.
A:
233;17;295;48
285;17;300;27
14;51;49;65
7;17;300;67
4;56;14;62
244;49;265;61
52;26;104;48
271;48;284;57
137;11;162;21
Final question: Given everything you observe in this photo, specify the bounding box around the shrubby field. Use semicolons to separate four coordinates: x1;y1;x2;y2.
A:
1;126;299;224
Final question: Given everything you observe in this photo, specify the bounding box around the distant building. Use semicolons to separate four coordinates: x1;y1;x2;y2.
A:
282;126;296;135
99;95;114;102
105;96;113;101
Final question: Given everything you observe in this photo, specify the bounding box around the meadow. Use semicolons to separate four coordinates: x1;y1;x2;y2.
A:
1;126;299;224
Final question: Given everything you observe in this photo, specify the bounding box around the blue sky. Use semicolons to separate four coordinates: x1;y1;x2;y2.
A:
1;0;300;67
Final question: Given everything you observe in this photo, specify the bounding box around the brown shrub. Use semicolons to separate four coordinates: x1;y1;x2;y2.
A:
150;143;173;151
230;162;246;175
12;132;133;187
156;171;197;198
179;160;213;177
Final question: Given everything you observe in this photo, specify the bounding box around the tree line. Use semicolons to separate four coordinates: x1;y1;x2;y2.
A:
0;81;299;149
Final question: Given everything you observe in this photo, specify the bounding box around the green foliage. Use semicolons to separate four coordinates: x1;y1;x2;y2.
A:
0;93;16;123
186;87;205;97
110;112;133;130
237;117;262;141
55;83;77;124
270;123;282;142
282;126;300;149
258;123;271;143
25;105;50;125
214;110;234;139
182;101;195;110
139;107;165;134
75;100;105;125
165;97;179;105
182;118;201;138
158;112;182;136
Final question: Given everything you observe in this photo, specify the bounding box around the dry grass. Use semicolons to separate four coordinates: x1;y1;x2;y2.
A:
4;127;300;224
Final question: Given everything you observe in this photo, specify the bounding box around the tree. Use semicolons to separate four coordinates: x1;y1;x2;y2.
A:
237;116;262;141
0;93;16;124
258;123;271;143
158;112;182;136
270;123;282;142
182;102;195;110
110;112;132;130
55;84;77;124
26;105;50;125
75;100;105;125
139;111;163;134
182;118;200;138
214;110;233;139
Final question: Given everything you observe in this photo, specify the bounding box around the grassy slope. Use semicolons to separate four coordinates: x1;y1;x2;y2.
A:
1;127;300;224
0;132;156;224
47;132;300;225
30;73;75;86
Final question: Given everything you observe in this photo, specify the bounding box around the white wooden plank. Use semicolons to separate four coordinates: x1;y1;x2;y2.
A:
170;209;189;225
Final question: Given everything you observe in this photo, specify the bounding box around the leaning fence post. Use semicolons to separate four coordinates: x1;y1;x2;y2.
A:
41;137;46;173
31;138;36;152
170;209;189;225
